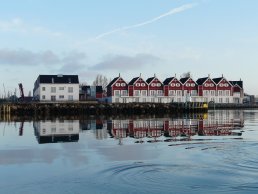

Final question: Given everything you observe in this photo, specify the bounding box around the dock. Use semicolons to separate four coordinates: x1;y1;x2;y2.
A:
0;102;208;117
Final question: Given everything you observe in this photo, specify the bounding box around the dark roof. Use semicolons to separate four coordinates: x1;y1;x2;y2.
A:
128;77;140;85
230;81;243;88
96;86;103;93
212;77;223;84
106;77;119;87
180;77;190;84
146;77;155;84
163;77;175;85
38;75;79;84
196;77;208;85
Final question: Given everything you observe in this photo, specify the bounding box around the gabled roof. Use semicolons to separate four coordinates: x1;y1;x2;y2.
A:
163;77;175;85
146;77;163;85
106;77;119;87
38;75;79;84
212;77;223;84
128;77;140;85
146;77;155;84
196;77;209;85
230;81;243;88
180;77;190;84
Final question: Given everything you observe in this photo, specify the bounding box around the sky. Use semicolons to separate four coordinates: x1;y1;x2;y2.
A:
0;0;258;96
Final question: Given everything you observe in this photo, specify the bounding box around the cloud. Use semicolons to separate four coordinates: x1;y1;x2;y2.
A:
90;53;161;70
0;18;62;37
95;3;196;40
0;48;87;72
59;51;87;73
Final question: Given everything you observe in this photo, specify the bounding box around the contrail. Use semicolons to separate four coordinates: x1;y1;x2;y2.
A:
95;3;196;40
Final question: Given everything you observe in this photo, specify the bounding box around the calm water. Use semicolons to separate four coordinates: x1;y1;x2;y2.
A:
1;110;258;194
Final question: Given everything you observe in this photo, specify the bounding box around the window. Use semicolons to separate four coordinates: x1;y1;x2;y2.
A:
115;98;119;103
143;98;146;102
51;128;56;133
151;83;156;87
226;98;229;103
135;83;140;87
157;90;163;96
68;87;73;93
134;90;140;96
121;83;126;87
59;95;64;99
59;87;64;90
210;90;215;96
51;87;56;93
191;90;197;96
225;90;230;96
210;83;214;87
51;96;56;101
176;90;181;96
114;90;120;96
42;95;45;100
157;83;161;87
115;83;120;87
42;87;45;91
121;90;128;96
142;90;147;96
150;90;155;96
191;83;195;87
176;83;180;87
68;95;73;101
219;98;223;103
171;83;175;87
151;98;155;102
141;83;145;87
169;90;175;96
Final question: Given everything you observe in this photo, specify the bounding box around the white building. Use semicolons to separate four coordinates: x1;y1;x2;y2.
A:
33;74;79;102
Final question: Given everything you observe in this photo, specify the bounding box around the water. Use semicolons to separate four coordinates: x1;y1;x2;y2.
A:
1;110;258;194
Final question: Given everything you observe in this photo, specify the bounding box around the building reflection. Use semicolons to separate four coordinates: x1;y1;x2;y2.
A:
33;120;80;144
107;110;244;144
32;110;244;144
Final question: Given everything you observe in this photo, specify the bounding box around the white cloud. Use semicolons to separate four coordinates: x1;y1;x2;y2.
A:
0;48;87;72
91;53;161;70
94;3;197;40
0;18;62;37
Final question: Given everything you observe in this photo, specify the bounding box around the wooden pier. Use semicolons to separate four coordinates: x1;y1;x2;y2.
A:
0;102;208;117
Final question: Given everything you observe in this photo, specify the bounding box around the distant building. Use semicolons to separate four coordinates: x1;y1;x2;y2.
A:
80;85;104;101
33;74;79;102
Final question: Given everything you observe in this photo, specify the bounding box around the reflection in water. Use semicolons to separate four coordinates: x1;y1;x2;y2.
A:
30;110;244;144
33;120;80;144
108;111;244;144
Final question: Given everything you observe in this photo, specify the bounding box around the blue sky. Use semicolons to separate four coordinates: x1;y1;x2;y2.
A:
0;0;258;96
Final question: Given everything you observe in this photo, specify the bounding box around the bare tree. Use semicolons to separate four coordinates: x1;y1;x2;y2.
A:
181;71;191;78
92;74;109;89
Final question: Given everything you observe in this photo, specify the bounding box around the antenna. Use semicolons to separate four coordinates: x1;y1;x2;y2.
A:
3;83;6;98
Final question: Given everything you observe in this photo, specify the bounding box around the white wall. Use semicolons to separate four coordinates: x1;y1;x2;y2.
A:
36;83;79;102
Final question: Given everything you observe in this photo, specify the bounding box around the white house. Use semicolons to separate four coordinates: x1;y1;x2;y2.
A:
33;74;79;102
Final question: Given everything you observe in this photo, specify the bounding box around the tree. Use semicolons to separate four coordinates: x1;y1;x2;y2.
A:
92;74;109;89
181;71;191;78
